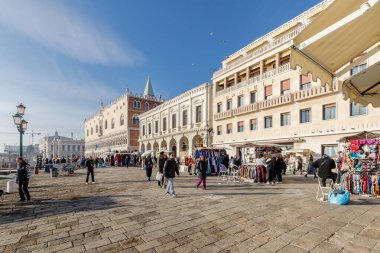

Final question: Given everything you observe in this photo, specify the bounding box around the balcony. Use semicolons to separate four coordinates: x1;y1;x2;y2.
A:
263;69;275;79
214;110;232;120
259;94;293;110
278;63;290;74
293;85;339;102
216;77;259;97
232;103;258;116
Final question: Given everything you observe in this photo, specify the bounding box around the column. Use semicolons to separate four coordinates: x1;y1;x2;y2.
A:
275;53;280;73
234;72;238;85
260;60;264;79
246;67;250;80
224;77;227;89
189;97;193;128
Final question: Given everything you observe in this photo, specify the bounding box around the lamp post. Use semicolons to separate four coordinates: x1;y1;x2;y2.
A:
12;103;27;158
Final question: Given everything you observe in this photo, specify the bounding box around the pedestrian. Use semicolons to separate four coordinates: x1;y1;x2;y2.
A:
274;155;286;184
157;152;167;187
313;154;337;187
255;154;267;183
187;155;194;175
196;155;208;190
294;156;303;175
85;156;95;184
145;155;153;181
266;155;276;184
16;157;31;202
305;154;317;178
163;152;179;197
126;155;131;168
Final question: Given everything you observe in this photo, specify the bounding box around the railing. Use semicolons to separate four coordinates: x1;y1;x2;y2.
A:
263;69;276;79
213;25;307;77
259;94;293;110
232;103;258;116
278;63;290;74
293;85;338;101
214;110;232;120
216;76;259;97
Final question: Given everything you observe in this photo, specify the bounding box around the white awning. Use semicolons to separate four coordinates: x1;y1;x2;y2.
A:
342;61;380;107
290;0;380;86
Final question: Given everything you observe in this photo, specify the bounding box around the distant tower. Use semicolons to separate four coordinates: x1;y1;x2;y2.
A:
100;99;104;108
143;75;155;98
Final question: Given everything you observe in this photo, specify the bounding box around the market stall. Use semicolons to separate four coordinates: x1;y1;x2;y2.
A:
193;147;228;175
338;131;380;196
282;149;315;174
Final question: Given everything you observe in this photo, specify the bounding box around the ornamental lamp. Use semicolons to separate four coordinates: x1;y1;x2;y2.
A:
16;103;26;115
12;113;22;125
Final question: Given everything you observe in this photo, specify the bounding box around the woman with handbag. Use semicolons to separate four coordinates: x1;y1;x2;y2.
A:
157;152;167;187
196;155;208;190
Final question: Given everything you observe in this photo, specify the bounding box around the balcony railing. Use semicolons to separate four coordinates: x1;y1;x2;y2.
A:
263;69;275;79
293;85;339;101
214;110;232;120
259;94;293;110
232;103;258;116
278;63;290;74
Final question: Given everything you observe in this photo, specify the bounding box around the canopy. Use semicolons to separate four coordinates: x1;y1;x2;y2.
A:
141;150;153;157
342;61;380;107
337;131;380;142
290;0;380;87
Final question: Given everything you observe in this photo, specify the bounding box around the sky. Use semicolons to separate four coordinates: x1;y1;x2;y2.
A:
0;0;321;152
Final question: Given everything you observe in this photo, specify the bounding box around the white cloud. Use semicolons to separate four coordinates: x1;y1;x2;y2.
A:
0;0;143;65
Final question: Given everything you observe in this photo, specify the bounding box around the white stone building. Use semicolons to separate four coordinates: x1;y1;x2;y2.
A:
39;132;85;159
138;83;213;158
211;0;380;157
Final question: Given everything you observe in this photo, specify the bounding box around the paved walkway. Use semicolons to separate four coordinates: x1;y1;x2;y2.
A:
0;167;380;253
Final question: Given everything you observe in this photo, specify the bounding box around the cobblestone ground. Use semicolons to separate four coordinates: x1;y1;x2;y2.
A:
1;167;380;253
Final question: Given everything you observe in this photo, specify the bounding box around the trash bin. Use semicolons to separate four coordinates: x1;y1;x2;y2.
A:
6;180;17;193
50;167;58;177
34;166;39;174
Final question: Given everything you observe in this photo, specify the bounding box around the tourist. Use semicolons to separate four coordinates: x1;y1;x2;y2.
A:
157;152;167;187
187;155;194;175
144;155;153;181
163;152;179;197
126;155;131;168
293;156;303;175
274;155;286;184
196;155;208;190
312;154;337;187
16;157;31;202
266;155;276;184
85;156;95;184
305;154;317;178
255;154;266;183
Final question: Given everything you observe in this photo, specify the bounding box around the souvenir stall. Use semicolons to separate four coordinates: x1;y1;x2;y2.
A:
338;131;380;196
193;147;227;175
234;143;282;182
282;149;314;174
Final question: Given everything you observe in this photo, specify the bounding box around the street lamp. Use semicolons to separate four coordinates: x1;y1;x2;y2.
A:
12;103;27;157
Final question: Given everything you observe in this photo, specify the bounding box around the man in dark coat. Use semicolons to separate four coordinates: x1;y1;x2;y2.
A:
85;157;95;184
163;152;179;197
158;152;167;187
17;157;31;202
312;154;337;186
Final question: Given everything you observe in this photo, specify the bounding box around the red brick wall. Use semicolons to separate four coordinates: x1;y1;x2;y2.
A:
130;129;139;147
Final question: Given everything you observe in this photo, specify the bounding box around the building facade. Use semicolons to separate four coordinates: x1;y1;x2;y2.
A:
138;83;213;158
39;132;85;159
211;0;380;157
85;77;163;157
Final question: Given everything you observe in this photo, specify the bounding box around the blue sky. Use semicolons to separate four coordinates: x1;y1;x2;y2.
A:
0;0;321;151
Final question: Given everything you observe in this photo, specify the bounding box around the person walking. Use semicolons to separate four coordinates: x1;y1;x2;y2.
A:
196;155;208;190
163;152;179;197
144;155;153;181
274;156;286;184
85;157;95;184
126;155;131;168
187;155;194;175
266;156;276;184
16;157;31;202
157;152;167;187
305;154;317;178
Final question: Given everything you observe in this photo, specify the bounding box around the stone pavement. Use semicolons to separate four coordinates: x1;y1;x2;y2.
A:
1;167;380;253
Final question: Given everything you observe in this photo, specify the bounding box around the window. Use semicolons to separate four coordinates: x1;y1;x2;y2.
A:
62;145;65;151
196;106;202;123
155;121;159;133
300;108;312;123
322;145;338;158
300;75;311;90
217;125;222;135
237;95;244;107
142;125;146;136
163;117;167;131
120;114;124;126
145;102;149;111
226;99;232;110
87;130;89;136
133;100;141;108
217;103;222;113
182;110;188;126
250;92;256;104
96;125;98;133
350;102;367;116
323;103;336;120
132;116;139;125
68;145;71;151
104;120;108;129
111;119;115;129
237;121;244;132
172;114;177;129
250;119;257;131
280;113;291;126
148;123;151;135
264;116;272;128
91;128;93;135
351;63;367;75
226;123;232;134
281;79;290;95
99;126;102;134
264;85;272;100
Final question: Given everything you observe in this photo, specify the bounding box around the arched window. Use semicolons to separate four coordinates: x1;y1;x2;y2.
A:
104;120;108;129
120;114;125;126
87;130;89;136
145;102;149;111
133;100;141;108
132;115;139;125
111;118;115;129
96;125;98;133
91;128;93;135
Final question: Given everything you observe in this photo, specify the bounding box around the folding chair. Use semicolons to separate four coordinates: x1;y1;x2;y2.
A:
217;164;228;184
316;178;333;202
228;166;240;183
